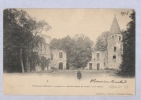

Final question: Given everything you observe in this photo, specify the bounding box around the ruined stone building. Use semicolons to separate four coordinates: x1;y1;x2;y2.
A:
86;16;123;70
33;34;51;59
86;51;107;70
33;34;67;71
50;50;67;70
33;35;51;71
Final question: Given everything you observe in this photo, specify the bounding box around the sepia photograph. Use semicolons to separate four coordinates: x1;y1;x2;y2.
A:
3;9;135;95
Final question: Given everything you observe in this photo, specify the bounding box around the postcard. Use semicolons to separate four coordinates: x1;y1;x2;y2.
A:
3;8;135;95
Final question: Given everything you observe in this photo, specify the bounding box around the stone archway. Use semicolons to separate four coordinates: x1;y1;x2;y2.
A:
59;62;63;70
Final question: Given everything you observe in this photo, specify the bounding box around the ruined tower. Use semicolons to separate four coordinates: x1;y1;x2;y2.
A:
107;16;123;69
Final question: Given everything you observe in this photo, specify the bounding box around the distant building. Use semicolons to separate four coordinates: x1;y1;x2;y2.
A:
50;50;67;70
107;16;123;69
33;33;67;70
86;16;123;70
86;51;107;70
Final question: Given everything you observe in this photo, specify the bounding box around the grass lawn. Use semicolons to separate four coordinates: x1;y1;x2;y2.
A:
17;69;118;79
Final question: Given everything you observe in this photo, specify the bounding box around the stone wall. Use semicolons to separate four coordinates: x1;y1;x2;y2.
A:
86;51;107;70
107;33;122;69
36;43;51;59
34;43;51;71
50;50;67;70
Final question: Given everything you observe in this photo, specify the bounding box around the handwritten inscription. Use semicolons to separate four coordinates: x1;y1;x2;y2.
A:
90;79;127;83
121;11;129;16
109;85;122;89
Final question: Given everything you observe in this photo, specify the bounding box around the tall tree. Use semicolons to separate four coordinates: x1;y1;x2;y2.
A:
3;9;51;72
119;10;135;76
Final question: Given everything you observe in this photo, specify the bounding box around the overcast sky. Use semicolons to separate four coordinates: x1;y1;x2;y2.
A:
23;9;133;42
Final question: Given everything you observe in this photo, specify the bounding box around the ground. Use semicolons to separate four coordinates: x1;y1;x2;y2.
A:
8;69;121;79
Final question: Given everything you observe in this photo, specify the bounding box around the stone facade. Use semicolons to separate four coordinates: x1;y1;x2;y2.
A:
50;50;67;70
34;43;51;59
86;51;107;70
33;34;51;59
33;43;51;71
107;33;123;69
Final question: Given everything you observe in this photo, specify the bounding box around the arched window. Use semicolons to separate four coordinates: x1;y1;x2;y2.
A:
114;47;116;52
119;36;121;41
113;55;116;59
59;62;63;70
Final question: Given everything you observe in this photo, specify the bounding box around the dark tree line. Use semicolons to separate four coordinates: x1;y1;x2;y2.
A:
50;34;94;69
118;11;135;76
3;9;51;73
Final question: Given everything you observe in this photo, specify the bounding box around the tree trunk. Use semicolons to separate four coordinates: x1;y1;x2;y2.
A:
25;56;29;72
20;48;24;73
25;49;29;72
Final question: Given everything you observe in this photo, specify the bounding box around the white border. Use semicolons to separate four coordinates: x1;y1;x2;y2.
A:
0;0;141;100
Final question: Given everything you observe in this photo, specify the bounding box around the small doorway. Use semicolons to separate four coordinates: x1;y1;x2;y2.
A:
97;63;100;70
59;62;63;70
89;63;92;70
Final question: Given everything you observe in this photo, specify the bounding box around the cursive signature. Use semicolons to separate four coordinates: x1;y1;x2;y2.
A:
90;79;127;83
